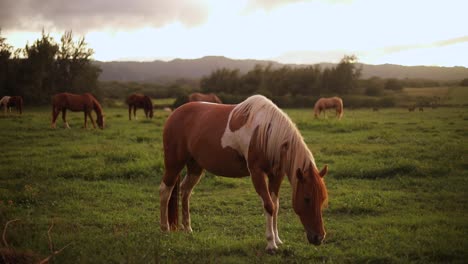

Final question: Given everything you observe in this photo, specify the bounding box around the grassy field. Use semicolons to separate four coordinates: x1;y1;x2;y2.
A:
0;99;467;263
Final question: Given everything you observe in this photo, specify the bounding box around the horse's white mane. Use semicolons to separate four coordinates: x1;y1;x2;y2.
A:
232;95;316;180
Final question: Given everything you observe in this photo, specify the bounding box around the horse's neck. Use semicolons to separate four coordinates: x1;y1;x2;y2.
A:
92;101;102;117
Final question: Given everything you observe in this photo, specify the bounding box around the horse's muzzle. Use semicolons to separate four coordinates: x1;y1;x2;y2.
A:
307;232;324;245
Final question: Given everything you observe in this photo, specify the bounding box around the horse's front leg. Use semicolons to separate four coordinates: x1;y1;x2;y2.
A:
268;179;283;246
83;111;88;128
250;167;277;253
88;112;96;128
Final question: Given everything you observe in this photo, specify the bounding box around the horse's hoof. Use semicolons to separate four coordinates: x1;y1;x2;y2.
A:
276;238;283;245
182;226;193;233
265;247;277;255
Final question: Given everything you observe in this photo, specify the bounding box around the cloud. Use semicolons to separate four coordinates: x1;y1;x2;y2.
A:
0;0;209;33
381;35;468;54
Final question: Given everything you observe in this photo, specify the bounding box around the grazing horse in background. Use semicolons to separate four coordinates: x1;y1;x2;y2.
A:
188;92;222;103
0;96;11;114
7;96;23;115
160;95;328;252
314;97;344;119
126;94;154;120
51;93;105;129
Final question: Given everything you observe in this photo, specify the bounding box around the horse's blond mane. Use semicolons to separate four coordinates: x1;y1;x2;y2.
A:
232;95;316;181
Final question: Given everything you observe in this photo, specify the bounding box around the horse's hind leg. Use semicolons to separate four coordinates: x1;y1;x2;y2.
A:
51;107;60;128
128;105;132;120
62;109;70;129
180;159;204;232
160;157;185;231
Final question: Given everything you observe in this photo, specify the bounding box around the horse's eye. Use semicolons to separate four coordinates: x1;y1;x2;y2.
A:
304;198;311;205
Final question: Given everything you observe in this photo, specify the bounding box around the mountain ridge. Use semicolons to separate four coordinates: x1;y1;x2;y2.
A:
94;56;468;82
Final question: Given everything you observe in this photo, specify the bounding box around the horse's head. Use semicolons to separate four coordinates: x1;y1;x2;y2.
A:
97;115;105;129
294;163;328;245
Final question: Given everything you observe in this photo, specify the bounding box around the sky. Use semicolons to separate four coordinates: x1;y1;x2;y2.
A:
1;0;468;67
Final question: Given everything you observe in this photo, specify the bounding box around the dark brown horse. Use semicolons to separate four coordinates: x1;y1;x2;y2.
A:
314;97;344;119
160;95;328;252
126;94;154;120
51;93;104;129
188;92;222;103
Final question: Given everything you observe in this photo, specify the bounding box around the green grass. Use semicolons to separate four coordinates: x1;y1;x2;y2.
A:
0;104;467;263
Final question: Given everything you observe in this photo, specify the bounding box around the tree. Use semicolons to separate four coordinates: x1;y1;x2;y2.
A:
385;78;403;91
1;30;101;104
22;30;59;103
460;78;468;87
0;29;13;95
56;31;98;94
327;55;362;94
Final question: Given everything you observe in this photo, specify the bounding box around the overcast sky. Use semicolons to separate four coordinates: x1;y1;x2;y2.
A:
1;0;467;66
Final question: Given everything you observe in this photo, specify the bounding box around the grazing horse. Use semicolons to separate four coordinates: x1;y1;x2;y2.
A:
0;96;11;114
51;93;104;129
314;97;344;119
188;92;222;103
126;94;154;120
160;95;328;252
7;96;23;115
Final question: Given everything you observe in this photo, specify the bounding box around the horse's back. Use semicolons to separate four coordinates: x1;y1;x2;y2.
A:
52;93;93;111
164;102;249;177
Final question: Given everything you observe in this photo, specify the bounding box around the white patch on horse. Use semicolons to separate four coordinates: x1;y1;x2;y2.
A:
220;109;253;159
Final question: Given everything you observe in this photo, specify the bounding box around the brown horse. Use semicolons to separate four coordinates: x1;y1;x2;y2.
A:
51;93;104;129
126;94;154;120
160;95;328;252
314;97;344;119
188;92;222;103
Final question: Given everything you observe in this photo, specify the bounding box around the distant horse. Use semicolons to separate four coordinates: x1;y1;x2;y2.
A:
160;95;328;252
188;92;222;104
7;96;23;115
51;93;105;129
126;94;154;120
0;96;11;114
408;106;415;112
314;97;343;119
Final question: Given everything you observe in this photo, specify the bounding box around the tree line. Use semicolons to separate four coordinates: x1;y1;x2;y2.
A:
200;55;362;97
0;30;101;104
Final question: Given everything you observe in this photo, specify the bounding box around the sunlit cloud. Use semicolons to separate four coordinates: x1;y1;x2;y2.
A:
1;0;467;66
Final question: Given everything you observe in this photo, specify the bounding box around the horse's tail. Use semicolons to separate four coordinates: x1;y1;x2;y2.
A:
168;176;180;230
338;100;344;119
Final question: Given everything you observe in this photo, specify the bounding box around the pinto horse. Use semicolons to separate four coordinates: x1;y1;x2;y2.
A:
314;97;344;119
188;92;222;103
51;93;104;129
0;96;11;114
126;94;154;120
1;96;23;114
160;95;328;252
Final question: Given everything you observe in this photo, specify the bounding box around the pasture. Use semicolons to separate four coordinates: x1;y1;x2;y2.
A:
0;101;467;263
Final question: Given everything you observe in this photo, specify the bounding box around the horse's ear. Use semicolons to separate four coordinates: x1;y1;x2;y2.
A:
296;168;304;181
319;165;328;178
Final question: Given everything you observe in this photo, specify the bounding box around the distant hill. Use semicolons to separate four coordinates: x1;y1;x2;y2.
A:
94;56;468;82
